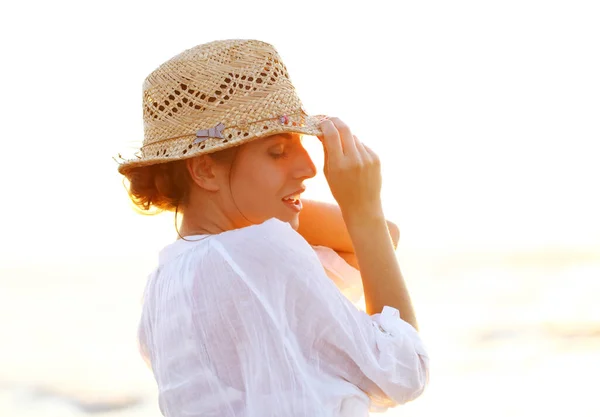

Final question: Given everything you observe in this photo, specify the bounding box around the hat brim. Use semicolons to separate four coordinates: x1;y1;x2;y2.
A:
116;113;327;176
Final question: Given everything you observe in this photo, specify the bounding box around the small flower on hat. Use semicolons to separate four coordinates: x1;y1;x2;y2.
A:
279;115;289;125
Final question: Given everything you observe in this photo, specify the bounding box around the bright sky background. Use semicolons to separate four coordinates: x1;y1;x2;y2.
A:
1;0;598;264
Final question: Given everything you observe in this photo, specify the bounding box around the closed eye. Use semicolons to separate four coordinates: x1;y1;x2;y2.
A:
267;142;283;158
269;151;288;159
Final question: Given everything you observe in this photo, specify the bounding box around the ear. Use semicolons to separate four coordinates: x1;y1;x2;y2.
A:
186;155;221;191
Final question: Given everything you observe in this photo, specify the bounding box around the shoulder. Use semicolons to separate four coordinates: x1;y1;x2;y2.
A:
159;218;314;269
214;217;308;251
235;217;298;239
210;217;320;270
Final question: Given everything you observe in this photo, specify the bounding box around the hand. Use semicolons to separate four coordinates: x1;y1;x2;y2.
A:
317;117;383;219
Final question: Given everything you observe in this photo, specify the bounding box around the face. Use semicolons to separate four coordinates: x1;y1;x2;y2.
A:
221;133;317;230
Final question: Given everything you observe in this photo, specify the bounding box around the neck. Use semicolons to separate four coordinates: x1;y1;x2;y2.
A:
177;196;240;238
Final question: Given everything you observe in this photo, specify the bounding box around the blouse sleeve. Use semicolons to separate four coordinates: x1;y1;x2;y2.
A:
215;218;430;412
311;245;365;306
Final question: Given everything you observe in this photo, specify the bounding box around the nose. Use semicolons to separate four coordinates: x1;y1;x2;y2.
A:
294;145;317;180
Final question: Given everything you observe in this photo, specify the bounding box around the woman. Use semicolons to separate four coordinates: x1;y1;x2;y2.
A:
117;39;429;416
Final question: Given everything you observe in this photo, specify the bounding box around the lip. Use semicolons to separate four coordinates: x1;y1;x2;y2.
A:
282;187;306;200
282;186;305;214
283;198;303;212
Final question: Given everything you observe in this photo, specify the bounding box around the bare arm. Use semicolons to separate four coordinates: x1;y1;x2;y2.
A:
299;200;417;329
315;116;419;330
298;198;400;253
344;206;419;331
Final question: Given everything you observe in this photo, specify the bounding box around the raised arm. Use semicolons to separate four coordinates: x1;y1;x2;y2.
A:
298;198;400;254
215;218;429;410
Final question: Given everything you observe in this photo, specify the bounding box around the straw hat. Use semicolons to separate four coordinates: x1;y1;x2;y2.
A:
116;39;328;175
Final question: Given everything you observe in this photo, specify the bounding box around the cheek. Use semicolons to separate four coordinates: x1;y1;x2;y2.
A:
232;162;286;208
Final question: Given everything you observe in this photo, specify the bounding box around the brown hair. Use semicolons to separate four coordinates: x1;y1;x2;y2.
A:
122;146;239;214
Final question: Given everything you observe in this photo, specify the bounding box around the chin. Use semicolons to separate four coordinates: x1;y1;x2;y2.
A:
273;213;300;230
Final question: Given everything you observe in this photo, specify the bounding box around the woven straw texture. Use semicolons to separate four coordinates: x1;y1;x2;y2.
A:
116;39;327;175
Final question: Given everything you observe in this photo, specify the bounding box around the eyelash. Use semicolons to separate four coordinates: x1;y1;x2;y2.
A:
269;145;289;159
270;152;288;160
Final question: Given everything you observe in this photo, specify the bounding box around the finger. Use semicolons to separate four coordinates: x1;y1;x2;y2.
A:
362;142;380;163
318;119;343;163
353;134;367;158
329;117;358;158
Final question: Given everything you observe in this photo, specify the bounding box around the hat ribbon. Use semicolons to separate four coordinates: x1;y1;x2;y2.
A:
193;123;226;144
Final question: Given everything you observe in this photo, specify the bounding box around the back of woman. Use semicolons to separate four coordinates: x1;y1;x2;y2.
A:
118;39;429;417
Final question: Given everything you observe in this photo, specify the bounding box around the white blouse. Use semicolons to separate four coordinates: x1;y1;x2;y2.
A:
137;217;429;417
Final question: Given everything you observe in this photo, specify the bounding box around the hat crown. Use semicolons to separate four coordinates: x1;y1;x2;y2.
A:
116;39;326;175
142;39;300;147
